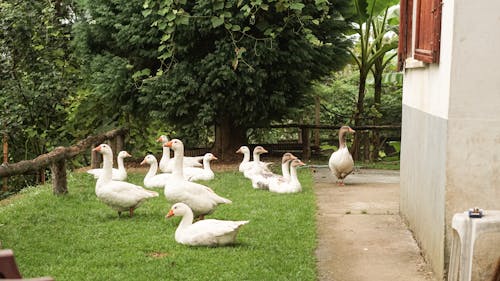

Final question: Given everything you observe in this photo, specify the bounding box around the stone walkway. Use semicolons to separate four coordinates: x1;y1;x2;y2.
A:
313;167;436;281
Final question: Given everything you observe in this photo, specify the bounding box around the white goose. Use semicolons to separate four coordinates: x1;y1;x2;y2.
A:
140;154;172;189
236;146;252;172
236;145;272;173
184;153;218;182
166;202;249;246
328;126;355;185
87;150;131;181
251;153;296;190
163;139;231;219
243;146;272;180
242;146;273;189
157;135;172;173
157;135;203;172
269;159;305;193
279;152;298;181
267;152;298;186
93;144;158;217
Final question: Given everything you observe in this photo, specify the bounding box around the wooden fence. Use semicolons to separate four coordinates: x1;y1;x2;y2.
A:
255;124;401;161
0;124;399;196
0;128;128;195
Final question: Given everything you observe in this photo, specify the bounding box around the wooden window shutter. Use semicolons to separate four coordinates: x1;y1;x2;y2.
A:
414;0;442;63
398;0;413;71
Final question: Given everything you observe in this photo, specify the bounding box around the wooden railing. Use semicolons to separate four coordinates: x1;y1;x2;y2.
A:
255;124;401;161
0;128;128;195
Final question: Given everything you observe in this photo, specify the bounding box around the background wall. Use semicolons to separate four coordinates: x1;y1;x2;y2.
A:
402;0;500;279
400;0;455;278
445;0;500;279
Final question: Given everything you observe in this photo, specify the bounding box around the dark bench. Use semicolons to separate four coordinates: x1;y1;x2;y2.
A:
0;249;54;280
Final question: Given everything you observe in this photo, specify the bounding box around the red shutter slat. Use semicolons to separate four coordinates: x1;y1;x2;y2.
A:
414;0;442;63
398;0;413;71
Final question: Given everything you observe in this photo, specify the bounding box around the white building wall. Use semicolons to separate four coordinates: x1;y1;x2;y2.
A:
400;1;455;278
402;0;500;279
445;1;500;280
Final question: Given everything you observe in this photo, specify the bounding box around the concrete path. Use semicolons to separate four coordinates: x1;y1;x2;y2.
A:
313;167;436;281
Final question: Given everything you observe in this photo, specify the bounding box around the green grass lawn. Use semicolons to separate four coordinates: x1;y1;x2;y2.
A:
0;168;316;281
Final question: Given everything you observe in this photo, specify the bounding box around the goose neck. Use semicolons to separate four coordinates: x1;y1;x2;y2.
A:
253;153;261;163
172;147;184;179
282;160;291;180
242;151;250;163
99;152;113;183
339;130;347;149
117;155;125;172
203;159;212;171
179;211;194;228
146;160;158;178
161;146;171;161
289;165;299;184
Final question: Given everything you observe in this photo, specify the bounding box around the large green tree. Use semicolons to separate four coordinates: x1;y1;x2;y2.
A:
72;0;352;160
139;0;353;160
0;0;78;160
70;0;162;148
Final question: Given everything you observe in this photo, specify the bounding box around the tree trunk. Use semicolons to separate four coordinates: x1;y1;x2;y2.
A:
374;70;382;106
352;74;367;161
370;61;384;161
371;60;383;161
213;115;247;162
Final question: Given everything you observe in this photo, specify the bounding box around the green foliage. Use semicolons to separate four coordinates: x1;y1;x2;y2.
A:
313;67;359;126
348;0;400;127
0;169;316;280
0;0;79;161
137;0;353;145
388;140;400;153
358;159;400;170
70;0;163;150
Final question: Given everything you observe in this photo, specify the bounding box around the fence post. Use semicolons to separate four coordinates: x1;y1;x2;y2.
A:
51;159;67;195
40;169;46;184
110;138;118;164
115;133;124;154
91;143;101;169
314;96;320;147
2;132;7;191
301;126;311;161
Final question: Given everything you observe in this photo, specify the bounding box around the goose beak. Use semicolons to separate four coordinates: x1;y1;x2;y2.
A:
164;141;173;148
212;155;218;161
235;148;241;153
125;152;132;157
166;209;175;218
156;136;163;143
92;146;101;152
140;159;146;165
349;128;356;133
